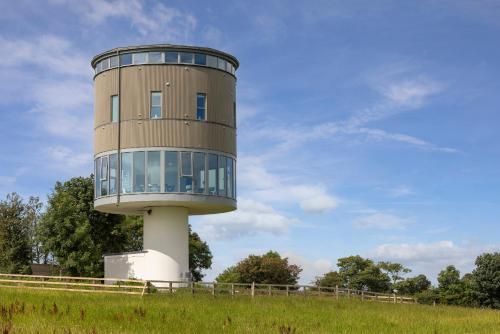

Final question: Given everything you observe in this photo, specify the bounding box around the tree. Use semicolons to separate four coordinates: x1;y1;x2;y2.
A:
188;225;213;281
437;265;465;305
379;261;411;286
394;274;431;295
472;252;500;309
37;176;131;276
337;255;391;292
314;271;342;287
0;193;40;274
216;251;302;284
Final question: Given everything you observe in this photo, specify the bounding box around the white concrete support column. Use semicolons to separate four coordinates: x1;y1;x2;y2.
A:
143;207;189;282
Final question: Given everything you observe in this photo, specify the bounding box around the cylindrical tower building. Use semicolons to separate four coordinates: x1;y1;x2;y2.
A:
91;45;238;282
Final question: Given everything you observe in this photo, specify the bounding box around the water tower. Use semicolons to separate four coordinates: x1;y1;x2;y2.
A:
91;45;238;282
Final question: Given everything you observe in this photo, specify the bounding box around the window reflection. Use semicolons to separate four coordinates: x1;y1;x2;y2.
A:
165;151;178;192
133;151;145;192
121;153;133;193
109;154;117;195
193;152;206;194
147;151;161;192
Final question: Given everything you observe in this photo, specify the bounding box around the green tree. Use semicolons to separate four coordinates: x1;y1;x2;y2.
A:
437;265;465;305
215;251;302;284
37;176;130;276
188;225;213;281
472;252;500;309
394;274;431;295
314;271;342;287
337;255;391;292
0;193;39;273
379;261;411;286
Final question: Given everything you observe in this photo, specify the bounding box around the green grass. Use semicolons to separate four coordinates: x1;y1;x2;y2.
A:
0;288;499;333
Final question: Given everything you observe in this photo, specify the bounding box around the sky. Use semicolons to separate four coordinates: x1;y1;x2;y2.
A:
0;0;499;284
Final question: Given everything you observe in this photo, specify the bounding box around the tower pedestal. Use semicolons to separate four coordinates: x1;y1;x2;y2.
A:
143;207;189;282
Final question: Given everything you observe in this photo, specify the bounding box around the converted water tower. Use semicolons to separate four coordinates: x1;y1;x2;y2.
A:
91;45;238;282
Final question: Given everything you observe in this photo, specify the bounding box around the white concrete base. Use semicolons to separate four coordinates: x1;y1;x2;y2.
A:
104;207;190;285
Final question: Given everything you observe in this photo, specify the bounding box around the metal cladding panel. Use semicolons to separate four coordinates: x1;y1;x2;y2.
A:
94;65;235;128
94;70;118;127
93;120;236;156
94;123;118;154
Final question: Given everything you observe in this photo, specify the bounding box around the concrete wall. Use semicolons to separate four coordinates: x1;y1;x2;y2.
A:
104;251;148;281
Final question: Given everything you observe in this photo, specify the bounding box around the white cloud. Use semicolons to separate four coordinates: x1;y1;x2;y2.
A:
45;146;92;172
238;156;339;213
353;213;409;230
283;252;333;285
370;241;500;281
380;185;413;198
57;0;196;42
198;198;299;240
379;78;443;108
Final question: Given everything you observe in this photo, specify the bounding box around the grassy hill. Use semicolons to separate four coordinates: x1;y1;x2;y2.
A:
0;288;499;333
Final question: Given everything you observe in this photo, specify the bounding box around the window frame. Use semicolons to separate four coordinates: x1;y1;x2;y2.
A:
150;91;162;119
196;93;207;121
111;95;119;123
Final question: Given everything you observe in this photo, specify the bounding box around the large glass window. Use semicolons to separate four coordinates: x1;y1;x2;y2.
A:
150;92;162;118
100;156;108;196
180;152;192;193
101;59;109;71
133;151;145;192
197;93;206;121
111;95;119;122
148;52;162;64
120;53;132;66
226;157;233;199
147;151;161;192
121;153;133;193
208;154;218;195
165;151;178;192
218;155;226;196
109;154;117;195
193;152;206;194
95;158;101;197
165;51;178;63
180;52;193;64
133;53;147;64
194;53;206;65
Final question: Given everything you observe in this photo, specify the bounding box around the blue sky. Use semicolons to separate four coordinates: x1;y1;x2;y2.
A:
1;0;499;284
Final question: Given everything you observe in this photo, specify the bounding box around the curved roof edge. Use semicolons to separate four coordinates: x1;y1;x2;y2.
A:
91;44;239;69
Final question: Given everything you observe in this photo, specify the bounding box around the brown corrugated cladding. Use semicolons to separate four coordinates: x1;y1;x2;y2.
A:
93;64;236;156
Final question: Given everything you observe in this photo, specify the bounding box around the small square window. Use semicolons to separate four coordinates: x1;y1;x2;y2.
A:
133;53;147;64
206;55;218;68
196;93;206;121
180;52;194;64
109;56;119;68
149;52;162;64
111;95;119;122
120;53;133;66
165;52;179;63
194;53;206;65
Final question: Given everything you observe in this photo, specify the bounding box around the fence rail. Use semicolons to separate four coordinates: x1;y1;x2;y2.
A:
0;273;416;304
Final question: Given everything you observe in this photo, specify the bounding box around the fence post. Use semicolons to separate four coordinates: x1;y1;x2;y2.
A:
361;291;364;301
231;283;235;297
169;281;173;294
318;286;322;296
347;288;350;298
212;282;215;296
286;285;290;297
191;281;194;295
392;293;396;303
251;282;255;298
335;285;339;300
268;285;271;296
303;286;307;297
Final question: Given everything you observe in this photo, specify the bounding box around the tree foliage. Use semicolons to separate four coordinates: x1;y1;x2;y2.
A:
336;255;391;292
216;251;302;285
314;271;342;287
394;274;431;295
0;193;41;273
472;252;500;309
188;225;213;281
37;176;132;276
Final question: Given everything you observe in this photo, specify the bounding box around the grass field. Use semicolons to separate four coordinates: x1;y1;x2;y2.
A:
0;288;499;333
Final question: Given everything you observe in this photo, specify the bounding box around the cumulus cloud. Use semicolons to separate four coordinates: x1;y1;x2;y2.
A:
238;156;339;213
197;198;299;240
283;252;333;285
55;0;197;43
369;241;500;281
352;213;409;230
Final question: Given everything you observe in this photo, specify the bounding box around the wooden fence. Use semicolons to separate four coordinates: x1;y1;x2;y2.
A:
0;274;416;304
